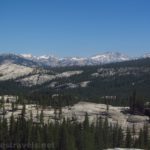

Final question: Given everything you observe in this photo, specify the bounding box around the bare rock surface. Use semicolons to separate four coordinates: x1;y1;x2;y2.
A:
1;99;149;133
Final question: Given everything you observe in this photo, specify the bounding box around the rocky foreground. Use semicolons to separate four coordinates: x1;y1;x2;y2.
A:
1;101;149;134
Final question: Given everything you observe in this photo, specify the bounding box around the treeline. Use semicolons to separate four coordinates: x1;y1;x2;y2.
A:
0;111;150;149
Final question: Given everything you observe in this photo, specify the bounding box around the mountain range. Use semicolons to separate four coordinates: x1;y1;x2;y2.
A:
0;52;130;67
0;52;149;67
0;51;150;100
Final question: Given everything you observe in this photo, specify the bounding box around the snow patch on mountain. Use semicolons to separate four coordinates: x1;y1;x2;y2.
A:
21;54;33;59
37;55;50;60
91;52;129;63
71;57;86;61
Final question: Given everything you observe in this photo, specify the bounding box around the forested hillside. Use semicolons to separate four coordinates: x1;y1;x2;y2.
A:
0;58;150;106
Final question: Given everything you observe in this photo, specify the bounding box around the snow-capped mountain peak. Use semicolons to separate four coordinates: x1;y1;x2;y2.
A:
70;57;86;61
36;55;50;60
90;52;129;63
21;54;58;60
21;54;33;59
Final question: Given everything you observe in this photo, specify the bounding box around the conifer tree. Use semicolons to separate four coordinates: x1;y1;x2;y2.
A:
125;127;132;148
9;113;15;143
58;119;68;150
103;117;109;148
143;124;148;148
83;113;89;130
40;109;44;124
117;126;124;148
138;129;144;148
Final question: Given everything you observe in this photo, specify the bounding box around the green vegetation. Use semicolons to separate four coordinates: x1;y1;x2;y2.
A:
0;58;150;107
0;58;150;149
0;107;149;150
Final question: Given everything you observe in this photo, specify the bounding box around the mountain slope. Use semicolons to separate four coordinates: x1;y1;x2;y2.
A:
0;54;39;67
0;52;150;105
0;57;150;102
0;62;34;81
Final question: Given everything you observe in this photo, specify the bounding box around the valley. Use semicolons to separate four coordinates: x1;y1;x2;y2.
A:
0;53;149;149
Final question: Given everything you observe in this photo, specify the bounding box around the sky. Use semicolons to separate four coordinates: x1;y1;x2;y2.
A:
0;0;150;57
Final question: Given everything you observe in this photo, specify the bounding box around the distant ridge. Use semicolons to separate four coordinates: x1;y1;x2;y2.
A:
19;52;130;67
0;51;149;67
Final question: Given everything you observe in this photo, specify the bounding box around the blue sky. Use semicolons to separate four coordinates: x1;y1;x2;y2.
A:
0;0;150;57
